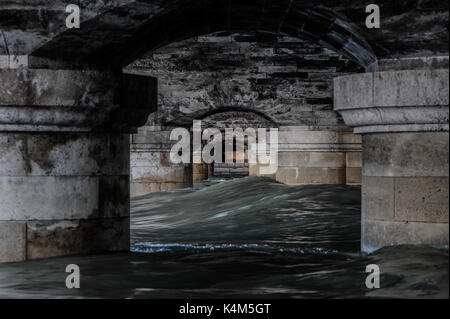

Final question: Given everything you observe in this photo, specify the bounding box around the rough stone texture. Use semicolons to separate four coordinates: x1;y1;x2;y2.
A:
0;132;130;220
277;126;362;150
0;55;7;68
361;176;395;221
363;132;449;177
126;31;364;190
334;61;449;133
276;167;347;185
361;133;449;252
373;69;449;108
278;152;346;168
126;33;361;128
0;69;117;107
346;152;361;185
213;161;249;178
130;126;193;196
0;132;132;259
375;56;449;72
0;133;129;177
128;46;367;187
333;73;373;110
0;1;135;56
244;125;362;184
0;69;157;133
362;133;449;225
0;68;150;262
335;68;449;111
345;167;361;185
0;222;26;263
362;219;449;253
335;58;449;251
271;126;361;185
0;2;448;260
202;111;271;179
26;217;130;260
0;55;28;68
394;177;449;223
0;1;445;69
193;163;210;182
202;111;275;131
276;152;347;184
28;1;378;69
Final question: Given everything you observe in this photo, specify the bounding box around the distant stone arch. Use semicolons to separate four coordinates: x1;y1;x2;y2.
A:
193;107;277;128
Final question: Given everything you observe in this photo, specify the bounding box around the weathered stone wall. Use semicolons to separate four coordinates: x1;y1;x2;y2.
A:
361;132;449;250
0;0;134;55
126;33;362;127
130;125;193;196
202;111;271;179
274;126;362;185
334;56;449;251
0;132;131;262
0;68;156;262
1;1;447;69
126;33;364;192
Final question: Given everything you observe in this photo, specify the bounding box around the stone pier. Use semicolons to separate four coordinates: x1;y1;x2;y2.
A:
250;126;362;185
0;69;156;262
193;162;213;183
130;126;193;196
335;57;449;252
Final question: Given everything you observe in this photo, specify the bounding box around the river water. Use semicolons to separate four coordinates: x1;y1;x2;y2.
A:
0;176;448;298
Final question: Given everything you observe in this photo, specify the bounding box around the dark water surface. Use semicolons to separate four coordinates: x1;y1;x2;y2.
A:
0;177;448;298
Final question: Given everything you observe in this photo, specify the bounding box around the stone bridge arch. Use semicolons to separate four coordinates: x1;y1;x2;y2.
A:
130;107;277;196
0;1;448;262
29;0;377;70
195;108;277;182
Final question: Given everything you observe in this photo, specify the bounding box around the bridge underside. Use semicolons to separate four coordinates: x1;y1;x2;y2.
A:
0;1;448;262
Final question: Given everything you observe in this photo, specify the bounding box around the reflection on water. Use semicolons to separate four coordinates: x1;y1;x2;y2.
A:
0;176;448;298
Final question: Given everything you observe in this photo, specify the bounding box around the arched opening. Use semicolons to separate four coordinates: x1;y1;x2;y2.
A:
29;0;377;71
126;30;363;196
1;1;372;266
199;109;276;180
124;27;366;297
0;0;448;300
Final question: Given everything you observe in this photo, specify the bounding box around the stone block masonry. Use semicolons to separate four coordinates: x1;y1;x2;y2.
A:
0;68;156;262
125;33;363;128
0;1;448;262
130;126;193;196
335;56;449;252
128;33;363;190
249;126;362;185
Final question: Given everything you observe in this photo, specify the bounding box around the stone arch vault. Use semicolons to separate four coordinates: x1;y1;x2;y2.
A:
29;0;377;70
0;1;448;262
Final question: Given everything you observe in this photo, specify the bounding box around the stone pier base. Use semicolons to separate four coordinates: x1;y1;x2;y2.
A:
250;126;362;185
335;56;449;252
130;126;193;196
361;132;449;251
193;163;209;182
0;132;131;262
0;68;156;262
